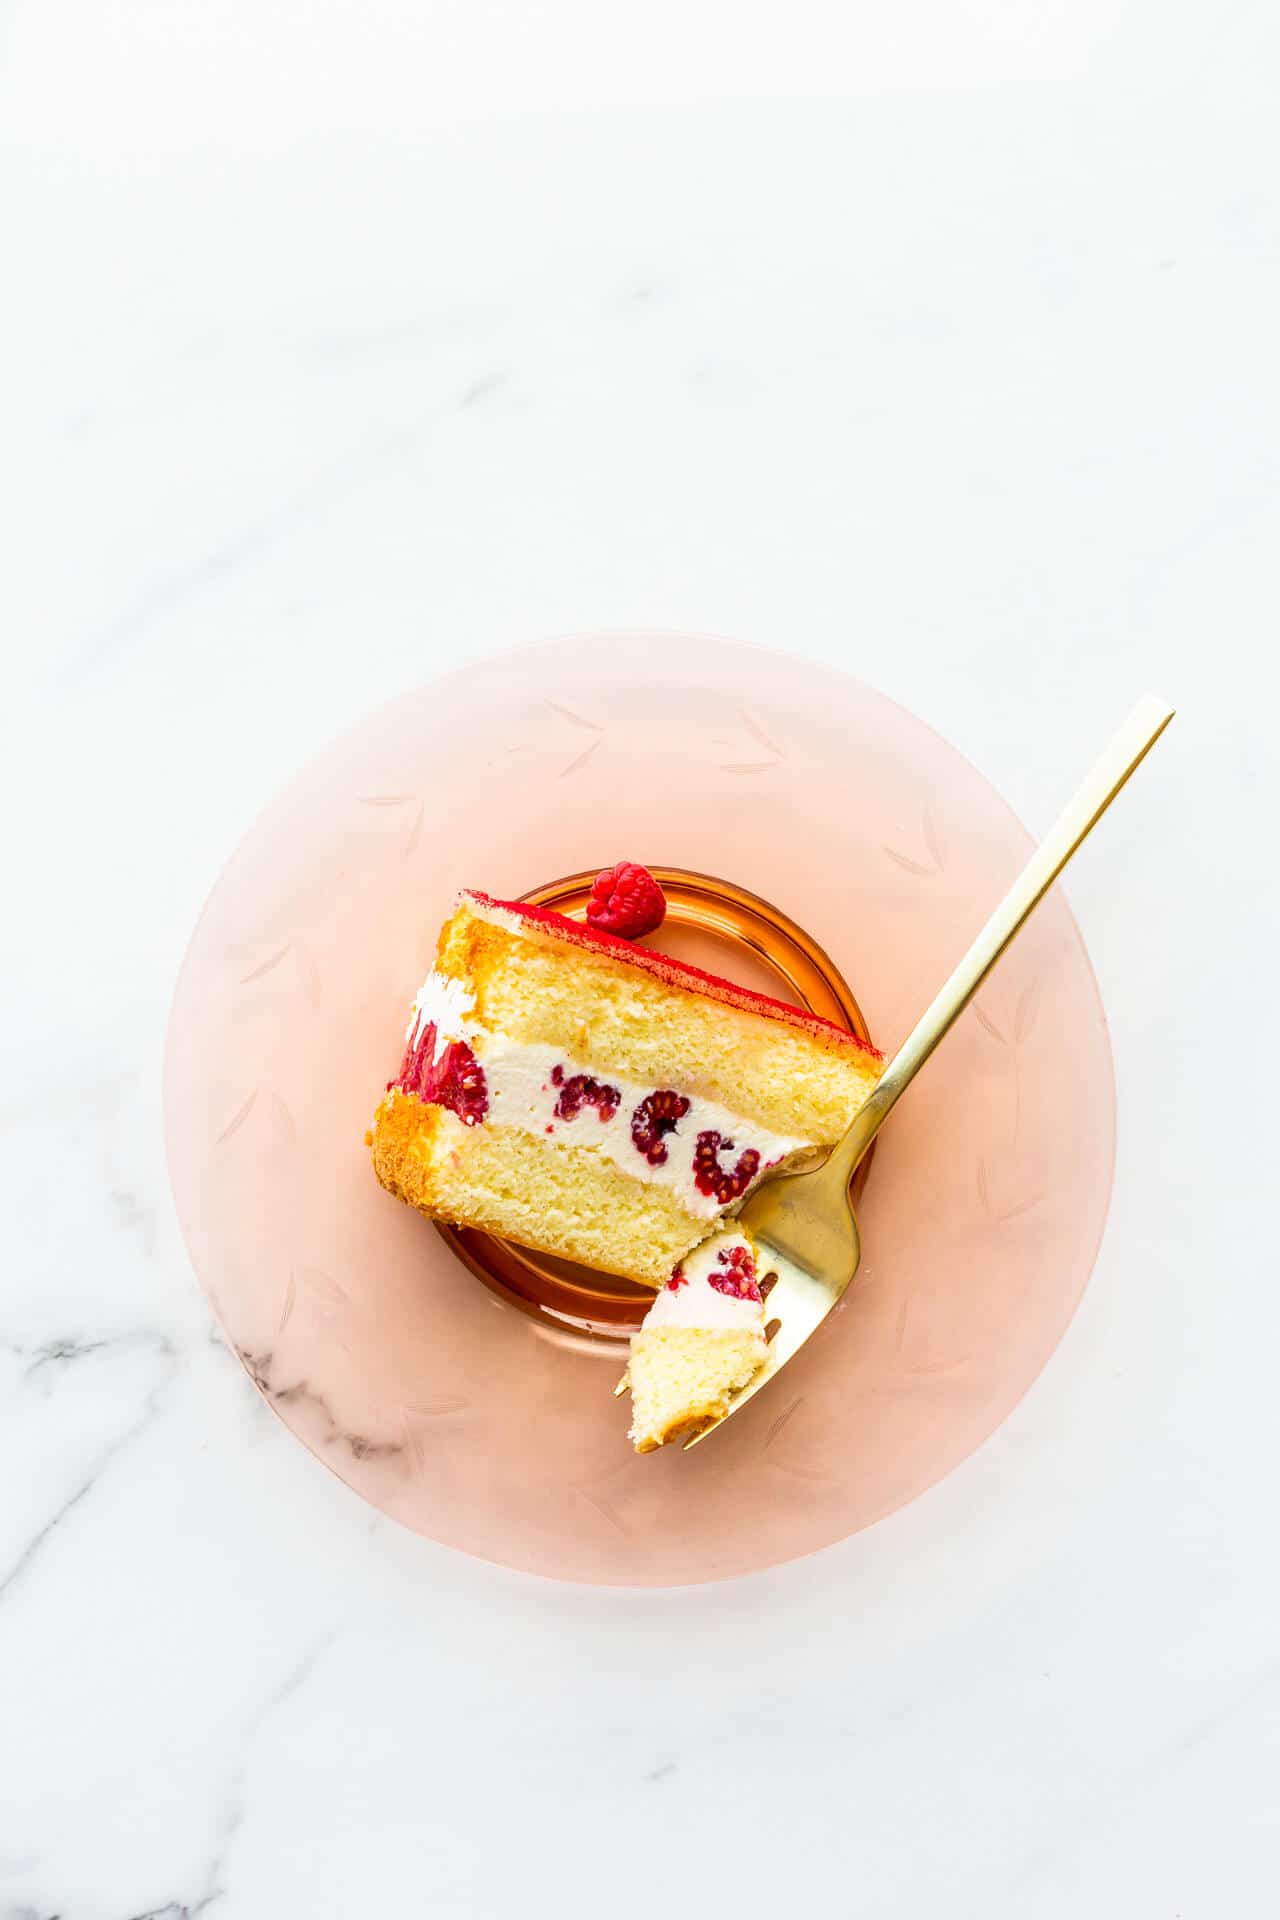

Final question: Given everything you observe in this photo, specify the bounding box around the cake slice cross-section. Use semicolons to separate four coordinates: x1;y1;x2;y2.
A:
623;1226;772;1450
370;889;883;1290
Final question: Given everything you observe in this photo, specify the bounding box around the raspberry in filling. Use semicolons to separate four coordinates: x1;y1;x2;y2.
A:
398;1022;489;1127
630;1089;692;1166
692;1130;761;1204
709;1241;762;1302
550;1064;621;1123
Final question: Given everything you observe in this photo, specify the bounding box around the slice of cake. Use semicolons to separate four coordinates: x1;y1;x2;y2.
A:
370;882;883;1289
622;1227;772;1451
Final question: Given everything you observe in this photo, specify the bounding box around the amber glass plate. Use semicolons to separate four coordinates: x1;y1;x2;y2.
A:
164;634;1116;1585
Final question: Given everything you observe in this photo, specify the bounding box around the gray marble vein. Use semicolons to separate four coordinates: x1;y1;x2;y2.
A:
0;1359;174;1601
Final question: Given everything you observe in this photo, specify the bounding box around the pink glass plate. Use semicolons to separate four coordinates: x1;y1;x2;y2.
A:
164;634;1116;1586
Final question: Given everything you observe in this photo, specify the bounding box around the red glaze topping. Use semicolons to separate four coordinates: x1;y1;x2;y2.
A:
464;891;881;1058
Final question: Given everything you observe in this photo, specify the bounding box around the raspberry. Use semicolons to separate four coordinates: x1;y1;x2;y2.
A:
693;1130;761;1204
630;1089;691;1165
585;862;666;940
397;1024;435;1095
553;1070;621;1123
710;1242;762;1302
398;1021;489;1126
665;1267;689;1291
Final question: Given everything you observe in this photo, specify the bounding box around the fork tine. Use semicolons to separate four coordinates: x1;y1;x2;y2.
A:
684;699;1177;1452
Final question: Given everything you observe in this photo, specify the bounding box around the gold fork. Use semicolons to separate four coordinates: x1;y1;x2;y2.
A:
683;695;1175;1449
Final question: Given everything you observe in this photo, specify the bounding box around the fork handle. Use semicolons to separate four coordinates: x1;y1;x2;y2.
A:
824;694;1175;1188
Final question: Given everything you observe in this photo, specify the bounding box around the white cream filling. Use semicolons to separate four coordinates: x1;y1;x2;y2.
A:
472;1029;806;1221
407;969;476;1054
641;1230;768;1333
405;968;810;1221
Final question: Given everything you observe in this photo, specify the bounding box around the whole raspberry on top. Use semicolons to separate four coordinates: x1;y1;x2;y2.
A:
585;861;666;940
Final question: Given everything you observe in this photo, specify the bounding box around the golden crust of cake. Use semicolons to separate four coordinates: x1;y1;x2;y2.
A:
372;1089;709;1288
624;1326;770;1451
436;898;881;1143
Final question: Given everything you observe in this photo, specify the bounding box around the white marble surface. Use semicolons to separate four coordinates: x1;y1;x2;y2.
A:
4;2;1280;1913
